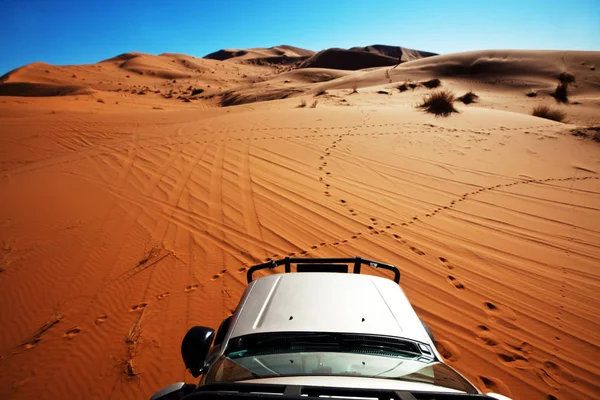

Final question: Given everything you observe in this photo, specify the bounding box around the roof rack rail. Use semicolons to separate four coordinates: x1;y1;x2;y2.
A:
246;256;400;284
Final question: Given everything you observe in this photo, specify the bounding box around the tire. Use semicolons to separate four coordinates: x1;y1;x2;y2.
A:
421;320;435;343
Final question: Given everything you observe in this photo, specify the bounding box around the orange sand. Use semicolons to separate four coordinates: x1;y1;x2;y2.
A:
1;47;599;400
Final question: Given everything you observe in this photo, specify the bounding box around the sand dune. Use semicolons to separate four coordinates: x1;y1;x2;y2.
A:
0;45;599;400
349;44;438;62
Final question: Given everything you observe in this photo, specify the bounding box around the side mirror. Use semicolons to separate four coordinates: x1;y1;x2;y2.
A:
150;382;196;400
181;326;215;377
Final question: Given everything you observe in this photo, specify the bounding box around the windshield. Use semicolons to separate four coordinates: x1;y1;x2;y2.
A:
205;333;477;393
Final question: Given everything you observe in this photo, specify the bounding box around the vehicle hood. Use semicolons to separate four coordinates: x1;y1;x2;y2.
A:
228;273;430;344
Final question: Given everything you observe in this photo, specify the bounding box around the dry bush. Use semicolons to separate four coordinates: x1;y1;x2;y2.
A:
315;89;327;97
422;78;441;89
397;83;408;92
97;99;105;103
458;91;479;104
526;90;537;97
408;82;418;90
191;88;204;96
310;100;318;108
377;90;389;95
351;81;358;94
553;82;569;103
120;313;145;379
532;105;565;122
298;98;307;108
416;90;458;117
557;72;575;84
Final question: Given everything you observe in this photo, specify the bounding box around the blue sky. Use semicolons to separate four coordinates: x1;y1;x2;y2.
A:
1;0;599;75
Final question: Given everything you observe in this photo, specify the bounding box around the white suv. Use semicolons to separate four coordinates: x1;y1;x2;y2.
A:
150;257;512;400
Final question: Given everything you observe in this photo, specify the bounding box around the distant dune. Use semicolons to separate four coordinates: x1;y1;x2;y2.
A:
297;45;437;70
350;44;438;62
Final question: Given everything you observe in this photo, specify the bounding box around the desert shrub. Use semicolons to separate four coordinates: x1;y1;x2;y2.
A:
97;98;105;103
458;91;479;104
377;90;389;95
526;90;537;97
191;88;204;96
416;90;457;116
557;72;575;84
397;83;408;92
310;100;318;108
422;78;441;89
532;105;565;122
298;98;307;108
351;81;358;94
315;89;327;97
553;82;569;103
408;82;418;90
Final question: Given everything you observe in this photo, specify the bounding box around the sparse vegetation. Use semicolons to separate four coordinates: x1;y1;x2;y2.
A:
191;88;204;96
377;90;389;95
315;89;327;97
458;91;479;104
570;127;600;142
298;98;307;108
408;82;418;90
121;312;145;379
310;100;318;108
97;99;105;103
421;78;441;89
397;83;408;92
416;90;458;117
551;72;575;103
526;90;537;97
553;82;569;103
532;105;565;122
351;81;359;94
557;72;575;84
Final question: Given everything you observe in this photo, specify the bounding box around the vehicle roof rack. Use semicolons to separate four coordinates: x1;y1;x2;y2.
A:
246;256;400;284
186;382;488;399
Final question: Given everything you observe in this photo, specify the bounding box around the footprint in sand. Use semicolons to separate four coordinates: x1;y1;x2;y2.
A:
478;376;512;398
536;360;576;389
237;267;247;273
410;247;425;256
447;275;465;289
475;325;498;346
435;339;460;362
483;302;518;328
156;292;171;300
95;315;108;325
185;284;199;291
64;327;81;339
495;348;530;369
438;257;455;270
130;303;147;312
